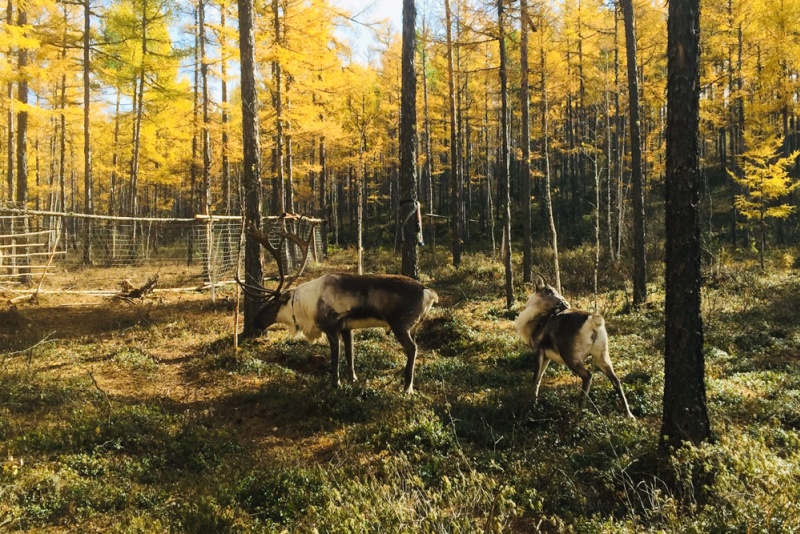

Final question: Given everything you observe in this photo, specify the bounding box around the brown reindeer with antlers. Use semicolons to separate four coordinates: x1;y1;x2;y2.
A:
238;214;438;394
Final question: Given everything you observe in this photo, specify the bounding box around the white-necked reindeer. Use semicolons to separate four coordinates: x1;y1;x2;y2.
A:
515;276;634;418
238;215;438;394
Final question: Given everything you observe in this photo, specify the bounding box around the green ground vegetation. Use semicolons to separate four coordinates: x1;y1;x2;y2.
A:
1;245;799;532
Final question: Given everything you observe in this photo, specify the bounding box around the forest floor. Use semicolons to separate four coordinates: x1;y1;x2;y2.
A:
1;245;799;532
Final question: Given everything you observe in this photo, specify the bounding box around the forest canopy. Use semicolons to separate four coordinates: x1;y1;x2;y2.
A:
0;0;798;259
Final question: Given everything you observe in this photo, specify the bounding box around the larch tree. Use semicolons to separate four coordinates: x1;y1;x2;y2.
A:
399;0;419;279
731;136;799;269
237;0;263;339
82;0;93;264
444;0;461;267
537;10;561;291
620;0;647;307
520;0;533;285
5;0;13;201
199;0;211;216
497;0;513;309
15;4;27;209
661;0;711;453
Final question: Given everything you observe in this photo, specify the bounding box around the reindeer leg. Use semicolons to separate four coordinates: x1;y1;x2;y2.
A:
596;347;635;419
532;350;550;405
563;356;593;410
392;325;417;395
342;329;357;383
325;328;341;388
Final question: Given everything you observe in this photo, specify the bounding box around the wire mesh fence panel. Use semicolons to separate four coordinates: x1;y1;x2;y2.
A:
0;208;325;294
0;210;62;285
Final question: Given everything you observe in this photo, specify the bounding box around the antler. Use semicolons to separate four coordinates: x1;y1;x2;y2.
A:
237;213;317;300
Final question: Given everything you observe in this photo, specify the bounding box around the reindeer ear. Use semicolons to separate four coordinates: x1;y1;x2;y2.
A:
535;275;546;290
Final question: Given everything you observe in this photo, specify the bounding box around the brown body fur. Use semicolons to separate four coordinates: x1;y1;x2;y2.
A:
255;273;438;394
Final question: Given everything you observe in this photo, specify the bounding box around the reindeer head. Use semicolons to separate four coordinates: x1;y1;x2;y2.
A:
253;291;292;332
526;275;570;316
236;214;316;334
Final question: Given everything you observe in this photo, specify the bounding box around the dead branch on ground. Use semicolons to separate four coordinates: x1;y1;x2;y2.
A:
114;273;160;303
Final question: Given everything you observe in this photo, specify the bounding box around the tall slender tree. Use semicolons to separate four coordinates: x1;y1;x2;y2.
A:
199;0;211;215
238;0;263;338
520;0;533;284
219;0;231;214
661;0;710;452
539;19;561;291
15;5;27;209
399;0;419;279
621;0;647;307
82;0;93;264
444;0;460;267
498;0;513;308
5;0;13;202
272;0;285;215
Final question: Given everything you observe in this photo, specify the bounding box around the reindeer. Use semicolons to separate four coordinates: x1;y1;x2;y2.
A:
238;215;438;394
515;276;634;418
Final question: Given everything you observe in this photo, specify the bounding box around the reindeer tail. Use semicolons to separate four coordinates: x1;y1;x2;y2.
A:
591;314;605;328
425;288;439;305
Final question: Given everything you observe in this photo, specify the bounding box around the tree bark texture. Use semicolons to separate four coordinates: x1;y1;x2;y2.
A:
6;0;13;201
520;0;532;284
444;0;461;267
237;0;264;338
621;0;647;306
400;0;419;279
83;0;93;264
661;0;710;452
498;0;513;308
272;0;285;215
15;7;27;207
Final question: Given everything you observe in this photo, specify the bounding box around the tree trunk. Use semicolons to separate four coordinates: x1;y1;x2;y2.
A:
272;0;285;215
357;132;365;274
520;0;533;284
444;0;461;267
540;33;561;292
15;6;28;280
109;89;121;216
621;0;647;307
421;21;435;251
59;10;67;242
82;0;93;264
400;0;419;279
285;104;294;213
237;0;263;339
16;6;27;208
319;135;328;257
130;0;147;220
605;64;614;260
614;5;623;261
220;1;231;214
484;76;496;255
189;4;198;264
200;0;211;216
498;0;513;308
661;0;710;453
6;0;13;201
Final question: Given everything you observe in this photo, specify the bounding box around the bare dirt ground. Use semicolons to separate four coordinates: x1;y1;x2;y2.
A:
0;259;379;471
